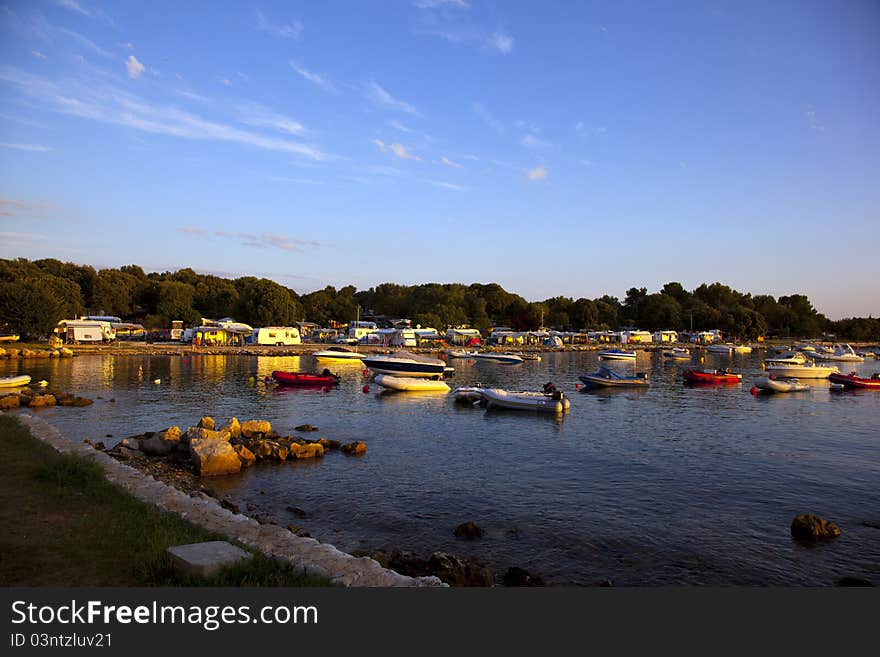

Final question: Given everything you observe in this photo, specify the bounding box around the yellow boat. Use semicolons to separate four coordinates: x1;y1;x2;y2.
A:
0;374;31;387
0;334;20;343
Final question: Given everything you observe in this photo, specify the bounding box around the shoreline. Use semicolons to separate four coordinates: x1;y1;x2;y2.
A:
2;411;444;588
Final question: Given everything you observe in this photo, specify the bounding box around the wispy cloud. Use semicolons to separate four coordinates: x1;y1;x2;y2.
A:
120;41;134;50
520;133;550;150
55;0;114;25
365;80;419;116
58;27;114;58
414;0;470;8
804;104;823;131
238;102;306;136
0;66;330;160
372;138;421;160
0;142;53;152
575;121;607;137
439;156;461;168
426;179;465;190
269;176;324;185
488;31;513;54
256;9;303;39
526;165;548;181
472;102;504;133
289;61;334;91
388;119;435;142
0;198;60;217
125;55;144;79
176;227;320;252
31;50;47;60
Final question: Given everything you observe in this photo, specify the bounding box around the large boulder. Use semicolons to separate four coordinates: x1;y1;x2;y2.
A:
197;416;215;430
341;441;367;455
316;438;341;450
190;438;242;476
141;426;182;456
184;426;231;444
5;348;18;358
289;443;325;459
240;419;271;439
246;439;289;461
27;394;56;408
791;514;841;540
0;394;20;410
59;347;73;357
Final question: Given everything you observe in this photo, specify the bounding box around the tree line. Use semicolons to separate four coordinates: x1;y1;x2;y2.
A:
0;258;877;341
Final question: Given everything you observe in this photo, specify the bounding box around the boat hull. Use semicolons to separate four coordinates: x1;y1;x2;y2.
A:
828;373;880;389
271;371;339;386
578;374;649;388
683;369;742;384
472;353;524;364
313;349;363;361
763;365;838;379
361;359;446;378
0;374;31;387
374;374;450;392
754;377;810;393
480;388;570;413
598;351;636;360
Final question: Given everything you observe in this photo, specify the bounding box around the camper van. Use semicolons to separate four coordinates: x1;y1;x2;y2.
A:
253;326;301;346
54;319;115;344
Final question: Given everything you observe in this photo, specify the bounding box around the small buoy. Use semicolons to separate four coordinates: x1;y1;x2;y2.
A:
575;383;580;390
38;380;48;387
363;369;369;377
467;359;472;364
153;378;161;384
362;384;370;393
760;362;765;370
700;357;705;363
750;386;758;395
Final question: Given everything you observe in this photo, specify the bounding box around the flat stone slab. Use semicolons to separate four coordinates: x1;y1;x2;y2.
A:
167;541;252;577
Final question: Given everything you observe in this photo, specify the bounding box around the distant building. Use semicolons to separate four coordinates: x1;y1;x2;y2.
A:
653;330;678;343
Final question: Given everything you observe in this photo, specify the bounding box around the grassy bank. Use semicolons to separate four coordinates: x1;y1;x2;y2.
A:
0;414;329;587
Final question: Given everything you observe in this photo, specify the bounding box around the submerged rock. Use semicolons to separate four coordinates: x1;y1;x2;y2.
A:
380;550;493;587
341;441;367;455
454;521;484;539
0;394;20;410
316;438;341;450
27;394;56;408
503;567;545;587
295;424;319;432
289;442;324;459
791;514;841;541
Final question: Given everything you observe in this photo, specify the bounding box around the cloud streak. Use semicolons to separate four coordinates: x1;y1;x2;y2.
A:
256;10;303;39
289;61;335;91
472;102;504;133
177;226;320;252
365;80;419;116
0;142;53;152
0;67;330;160
526;166;548;181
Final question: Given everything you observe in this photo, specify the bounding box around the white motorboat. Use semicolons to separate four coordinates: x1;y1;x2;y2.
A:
447;350;476;359
313;346;364;361
361;351;447;379
763;362;839;379
479;387;571;413
707;343;751;355
451;386;485;403
472;352;524;364
598;349;637;360
764;351;807;366
579;367;650;388
507;352;541;361
809;343;865;363
661;347;691;360
0;374;31;387
373;374;450;392
753;376;810;393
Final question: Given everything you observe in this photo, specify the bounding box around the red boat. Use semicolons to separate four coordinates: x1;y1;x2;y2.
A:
271;370;339;386
828;372;880;389
683;368;743;384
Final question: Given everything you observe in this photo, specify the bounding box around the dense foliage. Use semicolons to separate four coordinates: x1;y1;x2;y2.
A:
0;258;876;341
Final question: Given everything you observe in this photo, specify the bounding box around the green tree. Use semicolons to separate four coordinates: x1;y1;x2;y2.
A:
0;275;84;338
234;278;301;326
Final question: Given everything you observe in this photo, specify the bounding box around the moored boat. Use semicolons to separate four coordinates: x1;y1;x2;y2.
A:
373;374;450;392
471;352;524;364
763;362;838;379
451;386;485;403
828;372;880;390
764;351;807;366
361;351;447;379
312;346;364;361
662;347;691;360
753;376;810;393
683;368;742;384
579;366;650;388
271;370;339;387
479;387;571;413
0;374;31;387
598;349;637;360
0;334;20;343
809;343;864;363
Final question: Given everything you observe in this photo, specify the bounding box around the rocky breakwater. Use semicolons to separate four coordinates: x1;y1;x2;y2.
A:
0;346;75;360
0;387;93;411
107;415;365;481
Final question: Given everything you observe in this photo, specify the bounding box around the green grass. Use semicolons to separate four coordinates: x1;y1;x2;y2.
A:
0;415;330;587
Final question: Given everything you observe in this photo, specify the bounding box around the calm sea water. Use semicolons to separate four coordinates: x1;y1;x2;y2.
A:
3;349;879;586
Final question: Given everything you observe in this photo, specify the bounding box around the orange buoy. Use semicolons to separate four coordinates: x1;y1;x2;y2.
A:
362;384;370;393
363;369;368;377
750;386;758;395
575;383;580;390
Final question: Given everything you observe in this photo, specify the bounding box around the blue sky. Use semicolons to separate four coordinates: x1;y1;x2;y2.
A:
1;0;878;319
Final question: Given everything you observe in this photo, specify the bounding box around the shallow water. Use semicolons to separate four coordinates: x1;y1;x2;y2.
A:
3;349;879;585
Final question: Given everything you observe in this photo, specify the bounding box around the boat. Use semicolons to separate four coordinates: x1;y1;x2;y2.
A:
809;343;864;363
598;349;637;360
731;345;753;354
0;334;20;343
683;368;742;384
507;352;541;361
0;374;31;387
763;351;807;366
479;387;571;413
312;346;364;361
271;370;339;387
361;351;447;379
451;386;485;403
763;362;839;379
579;366;650;388
471;352;524;364
447;350;476;359
753;376;810;393
373;374;450;392
705;344;733;355
828;372;880;390
661;347;691;360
